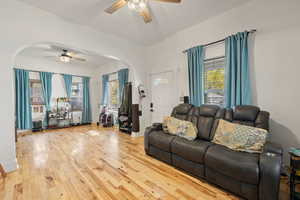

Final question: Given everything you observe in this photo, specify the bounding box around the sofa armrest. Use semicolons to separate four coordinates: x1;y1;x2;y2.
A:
144;123;163;153
259;152;282;200
263;141;283;155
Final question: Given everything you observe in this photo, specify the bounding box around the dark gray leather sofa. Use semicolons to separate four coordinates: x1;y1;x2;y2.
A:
144;104;282;200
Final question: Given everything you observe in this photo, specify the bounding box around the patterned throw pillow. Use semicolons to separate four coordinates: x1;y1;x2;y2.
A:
163;116;198;141
212;119;269;153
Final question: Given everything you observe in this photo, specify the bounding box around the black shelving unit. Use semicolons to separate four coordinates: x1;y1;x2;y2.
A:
289;152;300;200
47;97;72;129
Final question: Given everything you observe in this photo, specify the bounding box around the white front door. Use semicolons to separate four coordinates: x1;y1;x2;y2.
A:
150;71;175;124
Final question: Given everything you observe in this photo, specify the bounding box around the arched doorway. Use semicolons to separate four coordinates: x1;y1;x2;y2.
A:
13;41;136;131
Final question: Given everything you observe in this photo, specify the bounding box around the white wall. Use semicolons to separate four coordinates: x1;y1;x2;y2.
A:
51;74;68;100
0;0;148;172
145;0;300;164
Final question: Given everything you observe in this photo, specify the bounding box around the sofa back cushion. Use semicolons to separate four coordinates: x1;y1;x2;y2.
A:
169;104;269;141
187;105;220;141
224;105;270;131
212;119;269;153
171;103;193;120
163;116;198;141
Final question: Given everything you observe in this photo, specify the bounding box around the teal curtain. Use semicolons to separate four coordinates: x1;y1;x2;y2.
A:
15;69;32;129
63;74;73;98
118;68;129;102
187;46;205;106
40;72;53;111
40;72;53;127
82;77;92;124
101;74;109;105
225;32;252;108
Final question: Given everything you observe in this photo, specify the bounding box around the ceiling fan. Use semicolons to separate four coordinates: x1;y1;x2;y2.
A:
105;0;181;23
48;49;86;63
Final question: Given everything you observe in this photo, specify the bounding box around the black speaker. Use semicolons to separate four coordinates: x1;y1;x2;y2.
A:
183;96;189;104
32;120;43;132
132;104;140;132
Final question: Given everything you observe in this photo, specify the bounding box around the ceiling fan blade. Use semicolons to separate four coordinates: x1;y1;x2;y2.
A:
139;7;152;23
49;44;65;52
151;0;181;3
66;51;86;61
105;0;127;14
44;56;58;58
72;56;86;62
49;44;82;55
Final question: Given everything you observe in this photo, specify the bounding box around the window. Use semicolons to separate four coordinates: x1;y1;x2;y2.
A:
29;80;45;115
70;82;83;111
108;79;119;108
204;58;225;106
30;80;44;105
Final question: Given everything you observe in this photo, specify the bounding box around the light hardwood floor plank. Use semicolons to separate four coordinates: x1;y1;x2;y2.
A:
0;125;289;200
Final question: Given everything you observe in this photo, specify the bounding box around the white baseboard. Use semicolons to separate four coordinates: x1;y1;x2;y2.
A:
2;158;18;172
131;131;144;137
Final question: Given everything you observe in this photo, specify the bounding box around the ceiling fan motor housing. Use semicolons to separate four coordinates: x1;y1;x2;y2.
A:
105;0;181;24
128;0;147;12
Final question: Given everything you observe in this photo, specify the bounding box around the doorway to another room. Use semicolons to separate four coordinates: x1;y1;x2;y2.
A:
99;68;133;134
14;42;125;135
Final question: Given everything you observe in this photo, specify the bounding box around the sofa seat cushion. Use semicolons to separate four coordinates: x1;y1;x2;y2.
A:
205;145;259;185
171;137;213;164
149;130;175;152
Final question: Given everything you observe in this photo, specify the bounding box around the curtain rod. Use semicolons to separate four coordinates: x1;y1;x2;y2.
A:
182;29;257;54
14;67;91;78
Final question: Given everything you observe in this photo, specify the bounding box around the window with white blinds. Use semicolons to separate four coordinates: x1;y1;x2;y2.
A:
204;57;225;106
70;82;83;111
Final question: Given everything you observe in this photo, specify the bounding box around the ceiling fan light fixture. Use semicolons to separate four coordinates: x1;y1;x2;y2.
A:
60;55;71;63
139;1;146;9
128;2;135;10
128;0;147;12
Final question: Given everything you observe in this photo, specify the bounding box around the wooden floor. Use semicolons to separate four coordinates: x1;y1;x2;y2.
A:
0;125;289;200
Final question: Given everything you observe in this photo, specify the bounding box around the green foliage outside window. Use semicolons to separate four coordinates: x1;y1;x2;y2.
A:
205;68;225;90
204;58;225;106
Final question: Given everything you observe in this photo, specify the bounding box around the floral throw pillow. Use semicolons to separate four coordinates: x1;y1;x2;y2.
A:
212;119;269;153
163;116;198;141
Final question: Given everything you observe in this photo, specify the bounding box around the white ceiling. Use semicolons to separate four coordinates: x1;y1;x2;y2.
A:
18;0;251;45
18;42;117;67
